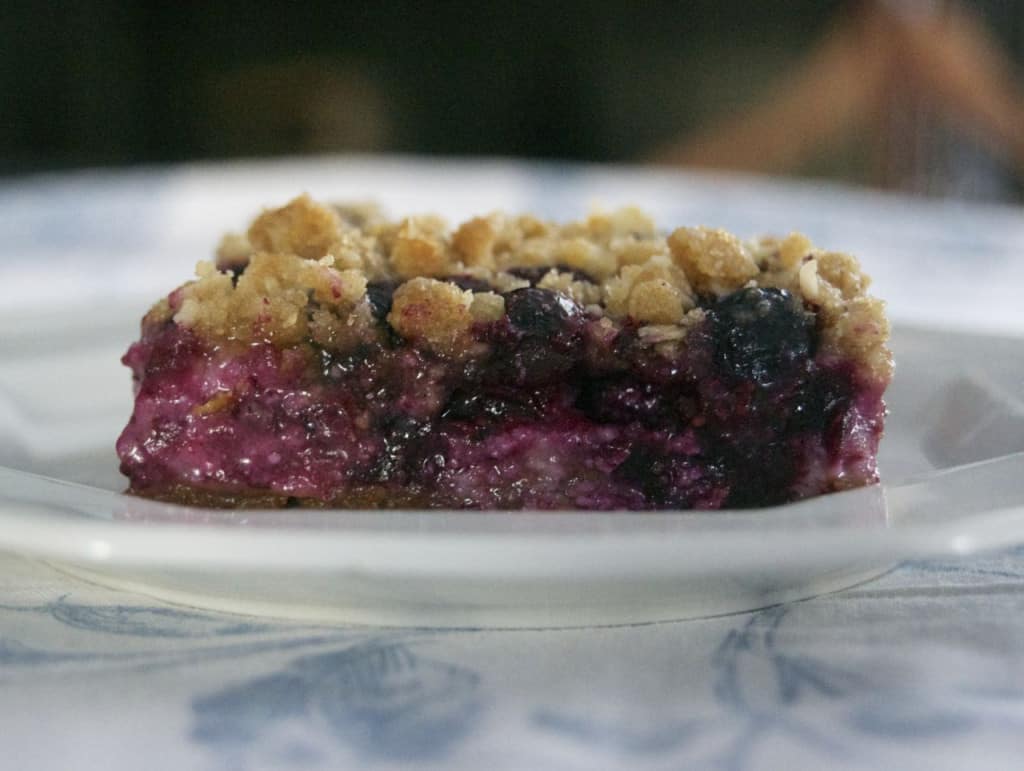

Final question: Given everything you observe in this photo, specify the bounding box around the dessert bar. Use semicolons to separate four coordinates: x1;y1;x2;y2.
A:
117;196;891;509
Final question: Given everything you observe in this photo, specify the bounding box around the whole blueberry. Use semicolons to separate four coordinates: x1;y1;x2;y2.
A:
709;287;811;385
504;287;582;337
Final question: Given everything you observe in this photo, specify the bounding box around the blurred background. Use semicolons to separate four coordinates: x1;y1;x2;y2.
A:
3;0;1024;200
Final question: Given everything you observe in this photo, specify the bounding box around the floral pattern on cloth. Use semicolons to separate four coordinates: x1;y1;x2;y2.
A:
2;552;1024;770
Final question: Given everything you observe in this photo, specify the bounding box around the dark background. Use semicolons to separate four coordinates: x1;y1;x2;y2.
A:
3;1;1023;198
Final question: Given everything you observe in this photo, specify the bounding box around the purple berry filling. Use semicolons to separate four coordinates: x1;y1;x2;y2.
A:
117;285;885;510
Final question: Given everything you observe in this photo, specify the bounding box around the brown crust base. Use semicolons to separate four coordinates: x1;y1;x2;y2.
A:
127;484;434;510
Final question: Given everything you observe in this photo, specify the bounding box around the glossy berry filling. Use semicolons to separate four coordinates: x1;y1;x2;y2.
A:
117;285;886;510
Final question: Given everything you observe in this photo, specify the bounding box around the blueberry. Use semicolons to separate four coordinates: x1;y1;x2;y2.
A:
366;281;399;320
504;287;582;337
709;287;811;385
497;288;585;385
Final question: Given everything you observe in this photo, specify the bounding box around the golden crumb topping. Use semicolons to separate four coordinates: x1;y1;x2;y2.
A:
158;194;891;380
247;194;343;260
536;269;603;306
666;226;759;294
387;277;474;355
390;216;452;279
604;255;694;325
451;215;499;269
173;252;366;347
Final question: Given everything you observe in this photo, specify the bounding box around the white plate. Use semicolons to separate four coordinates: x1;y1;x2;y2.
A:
2;304;1024;627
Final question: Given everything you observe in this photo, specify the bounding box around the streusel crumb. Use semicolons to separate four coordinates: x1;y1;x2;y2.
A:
391;216;451;278
388;277;474;354
158;195;890;379
247;194;342;260
173;252;367;347
452;215;499;269
603;255;694;325
666;226;759;294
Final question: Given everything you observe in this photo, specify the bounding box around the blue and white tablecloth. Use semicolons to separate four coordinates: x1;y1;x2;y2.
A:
2;157;1024;770
3;552;1024;770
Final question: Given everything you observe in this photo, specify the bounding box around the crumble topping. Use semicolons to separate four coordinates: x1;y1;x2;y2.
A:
161;194;891;380
536;269;603;306
173;251;367;346
778;232;813;269
604;255;694;325
247;194;342;260
666;226;759;294
452;215;499;269
391;216;451;278
468;291;507;323
387;277;475;355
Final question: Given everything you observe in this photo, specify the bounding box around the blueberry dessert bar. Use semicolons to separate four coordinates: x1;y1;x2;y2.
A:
117;195;891;509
